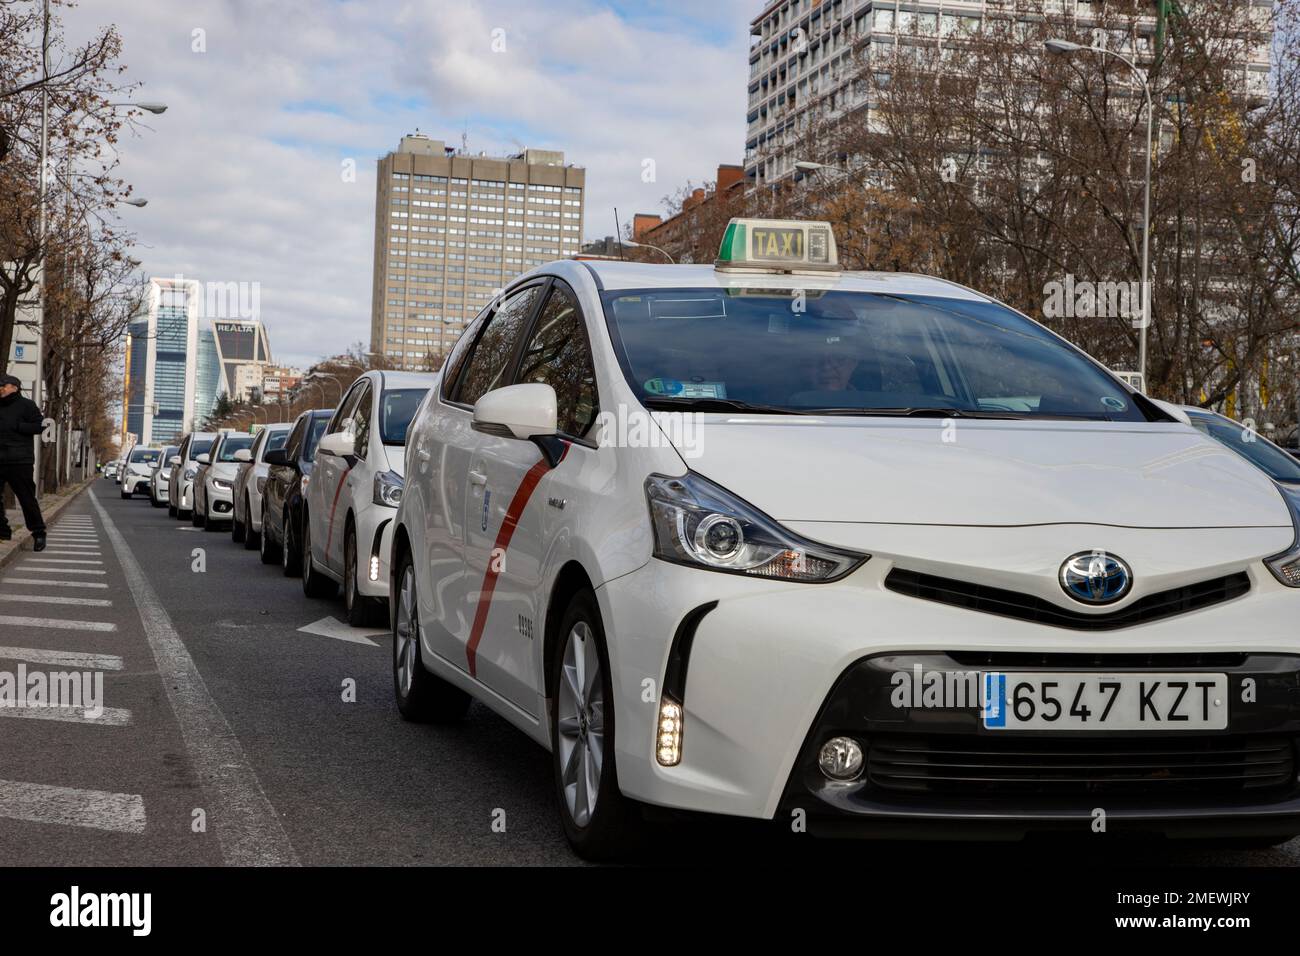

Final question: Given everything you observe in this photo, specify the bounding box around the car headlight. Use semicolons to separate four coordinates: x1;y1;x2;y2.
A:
374;470;404;508
1265;491;1300;587
212;478;233;492
645;473;867;582
183;465;198;480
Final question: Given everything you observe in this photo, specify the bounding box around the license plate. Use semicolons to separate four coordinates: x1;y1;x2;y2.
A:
982;672;1229;731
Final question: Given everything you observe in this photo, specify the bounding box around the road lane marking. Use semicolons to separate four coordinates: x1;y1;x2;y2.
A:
0;779;145;834
0;707;132;727
90;489;299;866
2;578;108;589
42;551;104;557
0;594;112;607
297;616;384;646
15;567;106;576
0;615;116;632
25;559;104;566
0;647;123;670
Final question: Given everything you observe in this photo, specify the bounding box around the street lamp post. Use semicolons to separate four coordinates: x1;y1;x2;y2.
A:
1046;38;1154;390
620;240;675;264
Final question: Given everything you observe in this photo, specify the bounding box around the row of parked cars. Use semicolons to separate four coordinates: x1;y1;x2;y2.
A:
112;369;433;625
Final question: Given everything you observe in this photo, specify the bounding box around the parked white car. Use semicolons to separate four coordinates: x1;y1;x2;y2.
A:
120;446;165;498
231;422;292;550
194;431;254;530
167;432;216;519
302;370;433;624
389;217;1300;860
148;445;180;507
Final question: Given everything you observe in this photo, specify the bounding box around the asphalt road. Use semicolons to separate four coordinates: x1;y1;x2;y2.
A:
0;480;1297;867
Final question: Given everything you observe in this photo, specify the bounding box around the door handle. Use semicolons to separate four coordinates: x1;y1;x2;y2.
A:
469;469;488;486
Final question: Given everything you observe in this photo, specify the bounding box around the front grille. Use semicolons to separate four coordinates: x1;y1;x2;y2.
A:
867;734;1296;795
885;568;1250;630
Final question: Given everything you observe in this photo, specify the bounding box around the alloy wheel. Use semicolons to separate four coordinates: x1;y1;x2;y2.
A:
556;621;605;828
394;566;418;697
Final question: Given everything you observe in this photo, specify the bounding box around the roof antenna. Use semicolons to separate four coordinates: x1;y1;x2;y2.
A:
613;208;626;261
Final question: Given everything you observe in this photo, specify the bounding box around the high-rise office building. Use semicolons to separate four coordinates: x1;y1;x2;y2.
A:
744;0;1273;187
211;319;273;401
124;277;203;445
370;132;586;367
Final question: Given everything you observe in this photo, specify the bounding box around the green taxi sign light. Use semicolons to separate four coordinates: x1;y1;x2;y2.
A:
715;218;839;274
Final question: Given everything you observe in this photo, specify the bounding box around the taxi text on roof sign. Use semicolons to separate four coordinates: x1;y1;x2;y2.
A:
715;218;840;274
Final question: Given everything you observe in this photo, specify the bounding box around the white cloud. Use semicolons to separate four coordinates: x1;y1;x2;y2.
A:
60;0;750;369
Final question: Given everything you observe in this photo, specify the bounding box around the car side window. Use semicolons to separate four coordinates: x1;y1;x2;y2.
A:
516;283;600;438
248;430;265;460
454;284;542;407
440;311;488;401
351;381;374;458
284;419;306;461
330;383;364;435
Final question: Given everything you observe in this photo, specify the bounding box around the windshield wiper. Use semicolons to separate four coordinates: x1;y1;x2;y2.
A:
642;397;809;415
801;406;1027;419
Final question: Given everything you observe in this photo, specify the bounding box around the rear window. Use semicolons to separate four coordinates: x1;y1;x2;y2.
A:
380;388;428;445
217;435;253;462
1189;412;1300;483
303;418;329;462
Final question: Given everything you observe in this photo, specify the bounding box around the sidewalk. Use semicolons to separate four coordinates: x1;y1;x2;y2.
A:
0;478;94;571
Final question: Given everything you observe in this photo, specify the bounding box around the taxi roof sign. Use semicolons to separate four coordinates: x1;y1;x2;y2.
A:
715;218;839;274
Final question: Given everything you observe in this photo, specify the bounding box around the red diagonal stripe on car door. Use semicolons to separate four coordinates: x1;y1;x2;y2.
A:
466;444;569;677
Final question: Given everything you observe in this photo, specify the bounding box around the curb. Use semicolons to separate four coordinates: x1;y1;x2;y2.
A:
0;478;95;574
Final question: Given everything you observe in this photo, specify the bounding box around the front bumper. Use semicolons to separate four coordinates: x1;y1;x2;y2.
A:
122;474;149;493
781;652;1300;840
597;555;1300;827
355;510;395;599
205;482;234;519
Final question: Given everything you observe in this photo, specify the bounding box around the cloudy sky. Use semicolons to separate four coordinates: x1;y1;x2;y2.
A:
61;0;754;368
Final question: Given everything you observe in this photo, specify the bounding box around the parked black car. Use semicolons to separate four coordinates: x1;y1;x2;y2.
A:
260;408;332;576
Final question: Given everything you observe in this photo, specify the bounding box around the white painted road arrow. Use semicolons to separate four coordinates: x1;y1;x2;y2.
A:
296;616;385;647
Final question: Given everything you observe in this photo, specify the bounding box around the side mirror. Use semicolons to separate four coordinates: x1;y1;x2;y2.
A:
168;455;181;466
196;453;210;464
472;383;558;441
317;432;354;458
264;448;289;467
233;449;252;463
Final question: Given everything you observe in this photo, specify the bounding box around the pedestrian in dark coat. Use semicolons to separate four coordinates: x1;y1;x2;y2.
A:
0;373;48;551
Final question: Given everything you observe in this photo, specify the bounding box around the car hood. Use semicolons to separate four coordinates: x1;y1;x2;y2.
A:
666;416;1295;529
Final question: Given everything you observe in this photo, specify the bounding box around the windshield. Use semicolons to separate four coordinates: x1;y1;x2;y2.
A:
1188;412;1300;484
188;439;213;460
130;449;162;464
380;388;428;444
303;417;329;462
217;434;253;462
602;289;1146;421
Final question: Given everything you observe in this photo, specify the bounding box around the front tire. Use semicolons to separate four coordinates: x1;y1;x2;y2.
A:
243;495;259;551
168;502;177;518
392;553;469;722
259;502;281;565
550;590;643;861
231;506;245;542
281;512;302;577
344;524;379;626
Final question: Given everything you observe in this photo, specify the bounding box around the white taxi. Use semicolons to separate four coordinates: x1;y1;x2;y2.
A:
390;219;1300;859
